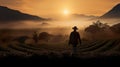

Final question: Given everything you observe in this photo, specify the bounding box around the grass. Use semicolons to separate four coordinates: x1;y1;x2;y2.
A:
95;40;119;52
0;40;119;52
0;39;120;64
79;40;108;52
79;40;103;49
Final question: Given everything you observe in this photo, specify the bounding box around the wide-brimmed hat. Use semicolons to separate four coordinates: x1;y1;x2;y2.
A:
72;26;78;30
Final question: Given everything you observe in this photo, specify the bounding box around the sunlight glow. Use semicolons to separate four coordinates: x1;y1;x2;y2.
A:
63;9;69;15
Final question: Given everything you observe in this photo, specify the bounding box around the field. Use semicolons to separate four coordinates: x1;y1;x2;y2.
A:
0;39;120;64
0;29;120;65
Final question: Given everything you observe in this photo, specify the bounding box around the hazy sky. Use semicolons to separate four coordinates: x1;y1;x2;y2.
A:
0;0;120;17
0;0;120;29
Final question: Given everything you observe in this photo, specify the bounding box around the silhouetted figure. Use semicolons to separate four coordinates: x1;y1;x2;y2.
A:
69;26;82;55
32;31;38;44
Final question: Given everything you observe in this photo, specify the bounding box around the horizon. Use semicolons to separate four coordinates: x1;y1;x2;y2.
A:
0;0;120;29
0;0;120;17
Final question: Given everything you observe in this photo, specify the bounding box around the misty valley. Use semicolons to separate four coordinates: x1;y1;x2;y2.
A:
1;2;120;65
0;20;120;64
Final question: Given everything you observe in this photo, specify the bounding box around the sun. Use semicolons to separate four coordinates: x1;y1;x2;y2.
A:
63;9;69;15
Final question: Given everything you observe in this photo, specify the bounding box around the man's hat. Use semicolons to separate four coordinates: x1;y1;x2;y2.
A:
72;26;78;30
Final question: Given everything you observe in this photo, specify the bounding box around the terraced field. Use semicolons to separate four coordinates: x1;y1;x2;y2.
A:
0;39;120;58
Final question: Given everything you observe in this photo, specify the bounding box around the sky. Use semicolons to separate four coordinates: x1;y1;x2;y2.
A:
0;0;120;17
0;0;120;29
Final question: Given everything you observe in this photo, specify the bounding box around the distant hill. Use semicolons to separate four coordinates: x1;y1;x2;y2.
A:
72;14;98;19
0;6;49;22
110;23;120;33
100;4;120;19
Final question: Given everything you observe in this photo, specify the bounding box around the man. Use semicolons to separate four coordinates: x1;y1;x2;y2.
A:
69;26;82;55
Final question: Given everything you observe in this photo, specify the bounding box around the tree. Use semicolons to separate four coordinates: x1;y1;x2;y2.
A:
84;20;110;40
85;20;110;33
38;32;52;42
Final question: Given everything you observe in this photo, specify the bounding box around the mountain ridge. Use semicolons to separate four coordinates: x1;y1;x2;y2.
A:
100;3;120;18
0;6;49;22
